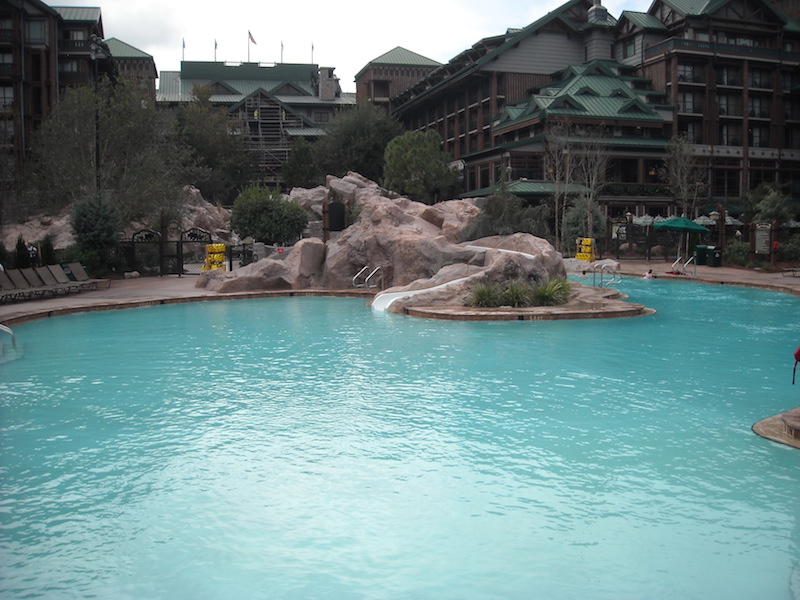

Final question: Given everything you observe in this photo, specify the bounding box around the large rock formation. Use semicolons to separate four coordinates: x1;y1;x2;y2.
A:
0;185;230;250
197;173;566;306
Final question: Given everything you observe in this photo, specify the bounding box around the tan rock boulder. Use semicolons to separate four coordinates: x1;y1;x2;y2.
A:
197;238;325;292
289;185;328;220
320;191;483;288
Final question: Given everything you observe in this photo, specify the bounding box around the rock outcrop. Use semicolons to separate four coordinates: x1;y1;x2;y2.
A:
0;185;230;250
197;173;566;309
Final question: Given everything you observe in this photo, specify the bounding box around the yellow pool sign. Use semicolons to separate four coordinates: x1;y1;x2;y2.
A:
576;238;596;261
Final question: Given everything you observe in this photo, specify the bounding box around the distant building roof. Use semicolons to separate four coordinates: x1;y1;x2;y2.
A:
52;6;102;22
104;38;152;60
156;61;356;115
355;47;442;80
618;11;668;31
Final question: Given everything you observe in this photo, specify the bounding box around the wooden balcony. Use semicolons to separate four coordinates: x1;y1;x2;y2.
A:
646;37;800;64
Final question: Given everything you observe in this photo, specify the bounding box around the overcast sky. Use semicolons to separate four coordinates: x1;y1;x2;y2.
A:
52;0;653;92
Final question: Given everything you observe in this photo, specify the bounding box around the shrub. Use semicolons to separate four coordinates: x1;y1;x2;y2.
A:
40;235;56;265
70;195;121;275
230;185;308;246
723;241;750;266
466;281;504;307
502;280;533;307
531;277;571;306
466;277;571;308
15;236;30;269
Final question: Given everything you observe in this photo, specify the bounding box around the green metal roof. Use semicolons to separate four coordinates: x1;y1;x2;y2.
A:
365;46;441;67
355;46;442;80
619;11;667;31
494;61;668;132
657;0;800;31
52;6;102;22
104;38;151;59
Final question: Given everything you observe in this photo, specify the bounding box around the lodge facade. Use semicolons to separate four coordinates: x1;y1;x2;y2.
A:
388;0;800;219
0;1;155;175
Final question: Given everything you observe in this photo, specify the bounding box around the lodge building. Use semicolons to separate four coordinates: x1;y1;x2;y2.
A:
385;0;800;218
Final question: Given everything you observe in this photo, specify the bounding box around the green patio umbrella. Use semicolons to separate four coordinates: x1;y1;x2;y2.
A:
652;217;710;234
653;217;710;260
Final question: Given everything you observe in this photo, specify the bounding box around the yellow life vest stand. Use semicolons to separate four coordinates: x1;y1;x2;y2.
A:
576;238;596;262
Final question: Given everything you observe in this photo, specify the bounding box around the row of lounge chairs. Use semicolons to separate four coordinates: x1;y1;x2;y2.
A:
0;262;110;303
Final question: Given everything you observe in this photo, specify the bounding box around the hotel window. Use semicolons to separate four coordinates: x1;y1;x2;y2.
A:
25;20;46;43
624;38;635;58
749;126;768;147
720;124;742;146
0;86;12;110
678;92;691;112
677;64;694;82
680;121;702;143
748;68;771;89
748;97;769;118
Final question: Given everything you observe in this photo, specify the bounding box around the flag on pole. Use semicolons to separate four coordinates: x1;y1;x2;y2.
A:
248;30;257;44
182;38;185;49
214;39;217;50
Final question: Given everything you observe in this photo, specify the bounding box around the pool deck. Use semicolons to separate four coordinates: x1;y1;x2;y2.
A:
2;259;799;448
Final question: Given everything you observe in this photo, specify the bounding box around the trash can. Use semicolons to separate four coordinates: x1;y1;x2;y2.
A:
693;245;708;265
708;246;722;267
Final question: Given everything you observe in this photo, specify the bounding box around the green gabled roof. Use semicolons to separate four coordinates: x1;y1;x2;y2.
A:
356;46;441;80
656;0;800;31
366;46;441;67
52;6;102;22
494;61;667;132
104;38;152;59
657;0;711;14
618;11;668;31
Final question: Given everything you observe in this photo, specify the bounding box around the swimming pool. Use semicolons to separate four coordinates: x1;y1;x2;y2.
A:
1;278;799;599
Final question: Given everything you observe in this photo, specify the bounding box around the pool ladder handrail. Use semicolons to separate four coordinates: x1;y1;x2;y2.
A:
591;263;622;288
364;266;384;290
0;323;16;350
352;265;370;288
352;266;384;290
670;255;696;277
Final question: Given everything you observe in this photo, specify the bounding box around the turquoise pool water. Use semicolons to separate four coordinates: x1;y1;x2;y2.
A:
1;278;799;599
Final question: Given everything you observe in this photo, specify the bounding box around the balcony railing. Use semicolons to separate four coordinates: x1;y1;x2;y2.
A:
646;37;800;62
58;40;91;53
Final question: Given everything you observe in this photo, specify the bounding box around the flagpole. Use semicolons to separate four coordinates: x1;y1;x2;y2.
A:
182;37;185;61
214;39;217;62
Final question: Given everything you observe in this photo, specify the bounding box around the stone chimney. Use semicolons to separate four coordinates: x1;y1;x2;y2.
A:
319;67;340;101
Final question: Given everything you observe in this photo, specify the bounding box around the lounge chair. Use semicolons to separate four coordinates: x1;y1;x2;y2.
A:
20;267;69;297
65;262;110;290
47;264;76;286
36;266;81;294
5;269;49;300
0;270;22;303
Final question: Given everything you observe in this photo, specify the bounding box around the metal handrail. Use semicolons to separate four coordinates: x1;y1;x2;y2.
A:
590;263;622;288
684;255;696;277
0;323;15;349
364;266;384;290
352;265;370;288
